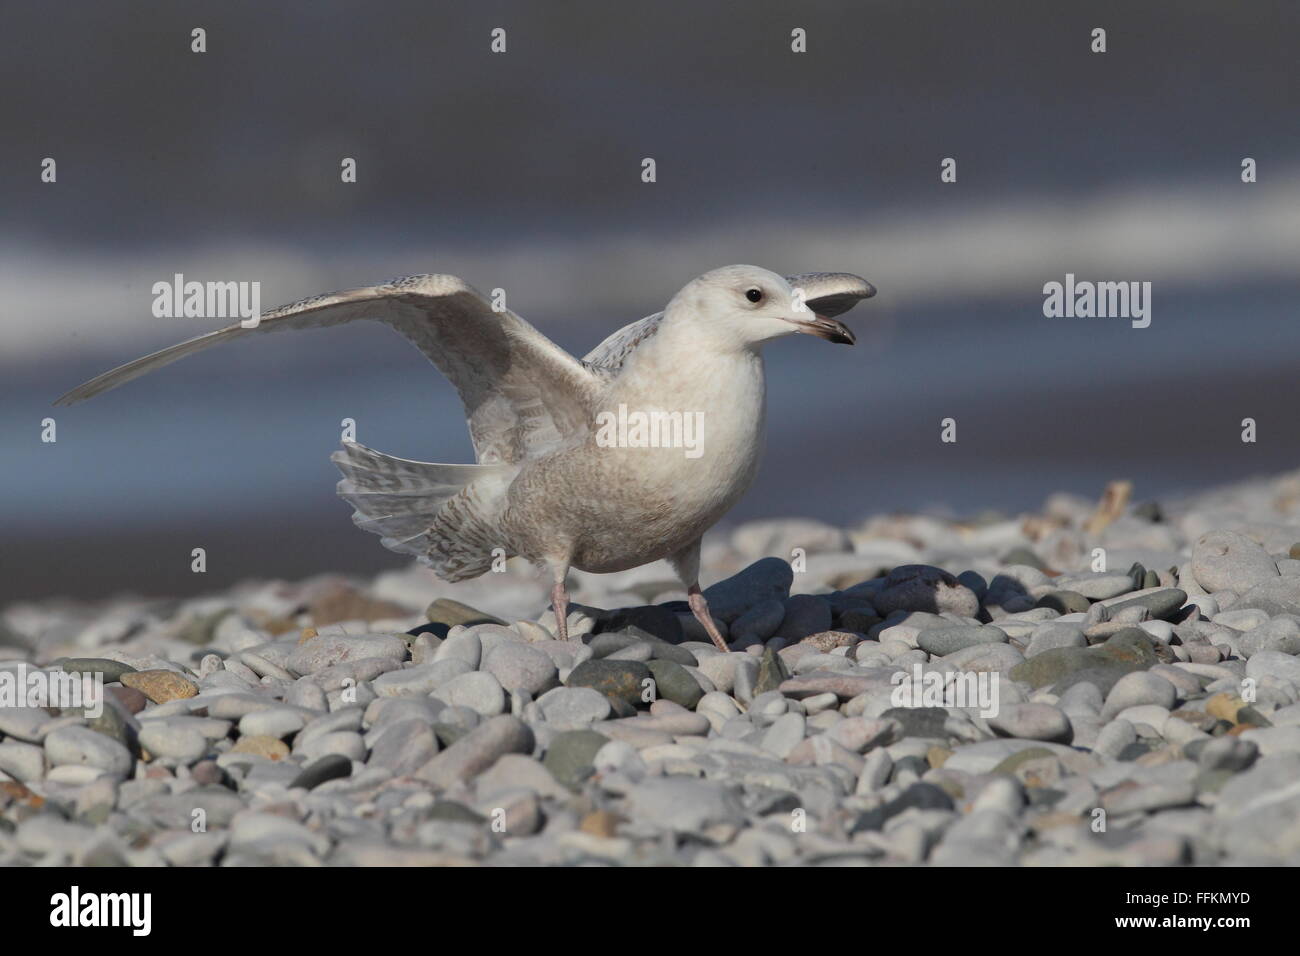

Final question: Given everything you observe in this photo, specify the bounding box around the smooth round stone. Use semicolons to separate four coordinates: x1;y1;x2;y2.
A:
728;599;786;644
426;598;504;629
917;625;1007;656
758;712;806;757
1053;572;1137;600
0;705;51;742
0;740;45;782
803;692;839;715
372;658;472;697
1114;704;1171;735
232;735;291;760
1100;588;1188;621
645;659;704;709
432;671;506;717
1036;591;1090;615
874;565;980;618
1193;530;1281;594
1245;651;1300;686
541;729;609;790
287;633;408;675
1025;622;1088;658
59;658;137;684
1240;617;1300;658
775;594;833;642
44;725;133;776
564;659;653;709
433;632;483;668
300;730;367;761
987;703;1071;742
941;643;1024;673
605;642;654;662
1214;607;1271;631
367;719;438;774
120;669;199;704
289;753;353;790
700;557;794;622
1100;671;1178;721
139;722;208;763
482;643;559;697
535;687;611;728
1236;577;1300;617
239;707;307;739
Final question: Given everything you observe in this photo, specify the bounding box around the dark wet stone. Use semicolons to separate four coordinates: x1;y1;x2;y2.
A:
289;754;352;790
851;782;955;831
565;659;653;709
597;605;685;644
407;621;451;640
881;706;950;739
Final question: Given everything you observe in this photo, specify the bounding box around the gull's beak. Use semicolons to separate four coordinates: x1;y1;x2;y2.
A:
787;313;856;345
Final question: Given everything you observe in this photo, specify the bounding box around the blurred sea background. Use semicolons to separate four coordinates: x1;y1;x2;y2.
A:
2;0;1298;602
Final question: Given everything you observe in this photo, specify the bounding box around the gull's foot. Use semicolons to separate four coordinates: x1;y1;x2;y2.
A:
687;585;729;652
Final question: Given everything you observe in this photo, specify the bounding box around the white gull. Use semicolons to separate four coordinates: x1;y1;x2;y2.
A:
56;265;875;648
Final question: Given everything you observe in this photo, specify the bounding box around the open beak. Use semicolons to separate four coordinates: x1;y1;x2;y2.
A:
787;314;856;345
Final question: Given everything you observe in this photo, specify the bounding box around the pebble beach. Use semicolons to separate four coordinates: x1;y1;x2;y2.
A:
5;470;1300;867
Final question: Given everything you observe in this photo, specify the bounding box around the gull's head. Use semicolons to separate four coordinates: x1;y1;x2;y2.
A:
664;264;860;351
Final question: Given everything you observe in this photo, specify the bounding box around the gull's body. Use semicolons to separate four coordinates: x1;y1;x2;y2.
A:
57;265;875;648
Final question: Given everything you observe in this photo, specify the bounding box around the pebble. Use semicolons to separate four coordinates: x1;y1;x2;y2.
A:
139;722;208;763
564;659;652;710
286;633;408;675
432;671;507;717
417;715;534;788
43;725;133;776
1192;530;1280;594
987;703;1072;742
16;475;1300;867
120;669;199;704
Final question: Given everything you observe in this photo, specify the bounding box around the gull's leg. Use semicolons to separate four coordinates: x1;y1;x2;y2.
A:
549;562;572;641
669;539;729;652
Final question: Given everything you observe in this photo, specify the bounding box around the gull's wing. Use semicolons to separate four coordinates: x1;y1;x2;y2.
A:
55;273;599;465
581;312;665;372
583;271;877;373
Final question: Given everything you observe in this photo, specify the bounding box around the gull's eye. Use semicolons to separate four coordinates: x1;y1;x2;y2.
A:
745;287;763;303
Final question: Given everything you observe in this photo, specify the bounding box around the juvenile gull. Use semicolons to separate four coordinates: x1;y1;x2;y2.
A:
56;265;875;649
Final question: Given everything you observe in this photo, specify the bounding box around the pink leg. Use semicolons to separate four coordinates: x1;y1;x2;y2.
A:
688;584;729;652
551;572;571;641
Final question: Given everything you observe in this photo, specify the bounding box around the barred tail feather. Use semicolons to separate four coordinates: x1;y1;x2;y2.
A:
331;440;512;577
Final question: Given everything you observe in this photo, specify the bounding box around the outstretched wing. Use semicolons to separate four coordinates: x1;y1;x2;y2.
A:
55;274;600;465
583;271;877;374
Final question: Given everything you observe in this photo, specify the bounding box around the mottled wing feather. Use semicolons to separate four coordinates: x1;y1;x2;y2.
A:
581;312;664;373
56;273;600;465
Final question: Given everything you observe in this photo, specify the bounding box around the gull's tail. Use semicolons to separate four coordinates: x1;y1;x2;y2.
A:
332;441;514;580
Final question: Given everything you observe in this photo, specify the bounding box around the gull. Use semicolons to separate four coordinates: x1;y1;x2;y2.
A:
56;265;875;649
